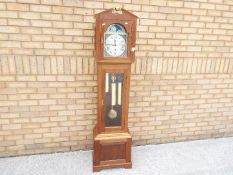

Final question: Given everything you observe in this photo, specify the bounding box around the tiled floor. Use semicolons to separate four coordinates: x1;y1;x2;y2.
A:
1;137;233;175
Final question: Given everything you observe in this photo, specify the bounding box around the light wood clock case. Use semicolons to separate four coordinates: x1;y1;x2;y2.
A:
93;8;137;172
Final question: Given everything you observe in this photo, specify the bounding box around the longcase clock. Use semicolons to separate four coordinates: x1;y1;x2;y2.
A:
93;8;137;172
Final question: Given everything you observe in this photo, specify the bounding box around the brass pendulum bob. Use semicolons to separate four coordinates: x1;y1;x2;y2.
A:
108;105;117;119
108;74;117;119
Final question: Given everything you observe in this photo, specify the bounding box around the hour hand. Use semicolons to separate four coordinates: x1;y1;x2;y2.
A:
106;44;115;46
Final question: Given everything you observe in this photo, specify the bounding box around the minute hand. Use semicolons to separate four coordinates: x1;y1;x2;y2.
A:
106;44;116;46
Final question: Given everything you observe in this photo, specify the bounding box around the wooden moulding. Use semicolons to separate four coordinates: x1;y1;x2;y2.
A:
95;132;131;141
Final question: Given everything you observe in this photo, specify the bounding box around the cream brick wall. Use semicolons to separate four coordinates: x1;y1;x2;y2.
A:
0;0;233;156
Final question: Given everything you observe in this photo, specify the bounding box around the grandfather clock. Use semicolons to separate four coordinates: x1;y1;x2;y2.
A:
93;8;137;172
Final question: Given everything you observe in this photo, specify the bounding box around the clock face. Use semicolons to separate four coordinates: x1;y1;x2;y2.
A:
105;34;126;57
104;24;128;57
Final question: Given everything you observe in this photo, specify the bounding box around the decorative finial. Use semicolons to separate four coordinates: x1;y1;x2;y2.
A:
112;7;122;14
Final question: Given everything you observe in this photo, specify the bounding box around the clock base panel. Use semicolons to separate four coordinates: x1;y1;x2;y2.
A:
93;129;132;172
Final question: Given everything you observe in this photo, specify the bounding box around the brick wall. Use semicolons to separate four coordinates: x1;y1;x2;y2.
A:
1;0;233;157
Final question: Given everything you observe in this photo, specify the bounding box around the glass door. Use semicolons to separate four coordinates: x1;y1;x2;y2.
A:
104;72;124;127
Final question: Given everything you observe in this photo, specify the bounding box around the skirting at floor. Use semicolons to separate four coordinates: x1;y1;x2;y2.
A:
1;137;233;175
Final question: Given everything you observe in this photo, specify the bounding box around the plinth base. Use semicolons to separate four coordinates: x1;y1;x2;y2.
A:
93;132;132;172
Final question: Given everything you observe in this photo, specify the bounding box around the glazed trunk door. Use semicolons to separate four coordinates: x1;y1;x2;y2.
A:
104;72;125;128
99;64;130;132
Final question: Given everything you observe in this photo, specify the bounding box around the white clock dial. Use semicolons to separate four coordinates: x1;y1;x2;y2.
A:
105;34;126;57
